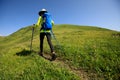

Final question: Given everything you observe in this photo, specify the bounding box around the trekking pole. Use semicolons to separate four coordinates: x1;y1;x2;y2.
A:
50;30;60;46
50;30;66;56
30;24;35;51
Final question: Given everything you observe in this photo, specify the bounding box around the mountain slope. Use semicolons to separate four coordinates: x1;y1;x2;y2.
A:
0;24;120;80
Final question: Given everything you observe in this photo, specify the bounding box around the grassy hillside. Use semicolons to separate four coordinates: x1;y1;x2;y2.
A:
0;24;120;80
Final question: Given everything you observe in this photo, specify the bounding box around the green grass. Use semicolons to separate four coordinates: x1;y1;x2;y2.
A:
0;24;120;80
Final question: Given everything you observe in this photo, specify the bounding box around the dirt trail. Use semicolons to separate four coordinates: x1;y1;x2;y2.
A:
54;58;89;80
43;53;89;80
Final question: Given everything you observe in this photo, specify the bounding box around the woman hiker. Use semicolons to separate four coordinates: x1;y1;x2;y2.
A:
35;9;57;61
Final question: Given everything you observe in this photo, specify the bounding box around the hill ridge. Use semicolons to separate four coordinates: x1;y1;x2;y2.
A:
0;24;120;80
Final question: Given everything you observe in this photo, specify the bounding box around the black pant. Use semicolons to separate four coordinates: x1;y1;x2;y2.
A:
40;32;54;53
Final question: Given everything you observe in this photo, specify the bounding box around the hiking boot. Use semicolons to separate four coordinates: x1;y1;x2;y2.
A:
51;52;57;61
38;52;43;57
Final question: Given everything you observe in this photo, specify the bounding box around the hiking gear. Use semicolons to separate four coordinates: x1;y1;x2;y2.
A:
38;52;43;56
51;52;57;61
42;12;52;30
30;25;35;51
40;33;54;53
41;8;47;12
40;29;51;33
39;9;47;16
36;16;54;30
50;30;60;46
50;30;65;56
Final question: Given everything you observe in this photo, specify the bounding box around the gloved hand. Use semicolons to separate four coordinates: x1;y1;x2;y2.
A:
33;24;37;28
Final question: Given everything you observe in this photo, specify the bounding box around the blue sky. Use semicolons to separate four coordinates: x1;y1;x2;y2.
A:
0;0;120;36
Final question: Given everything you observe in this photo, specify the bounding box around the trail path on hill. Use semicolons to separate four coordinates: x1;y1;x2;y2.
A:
43;53;89;80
